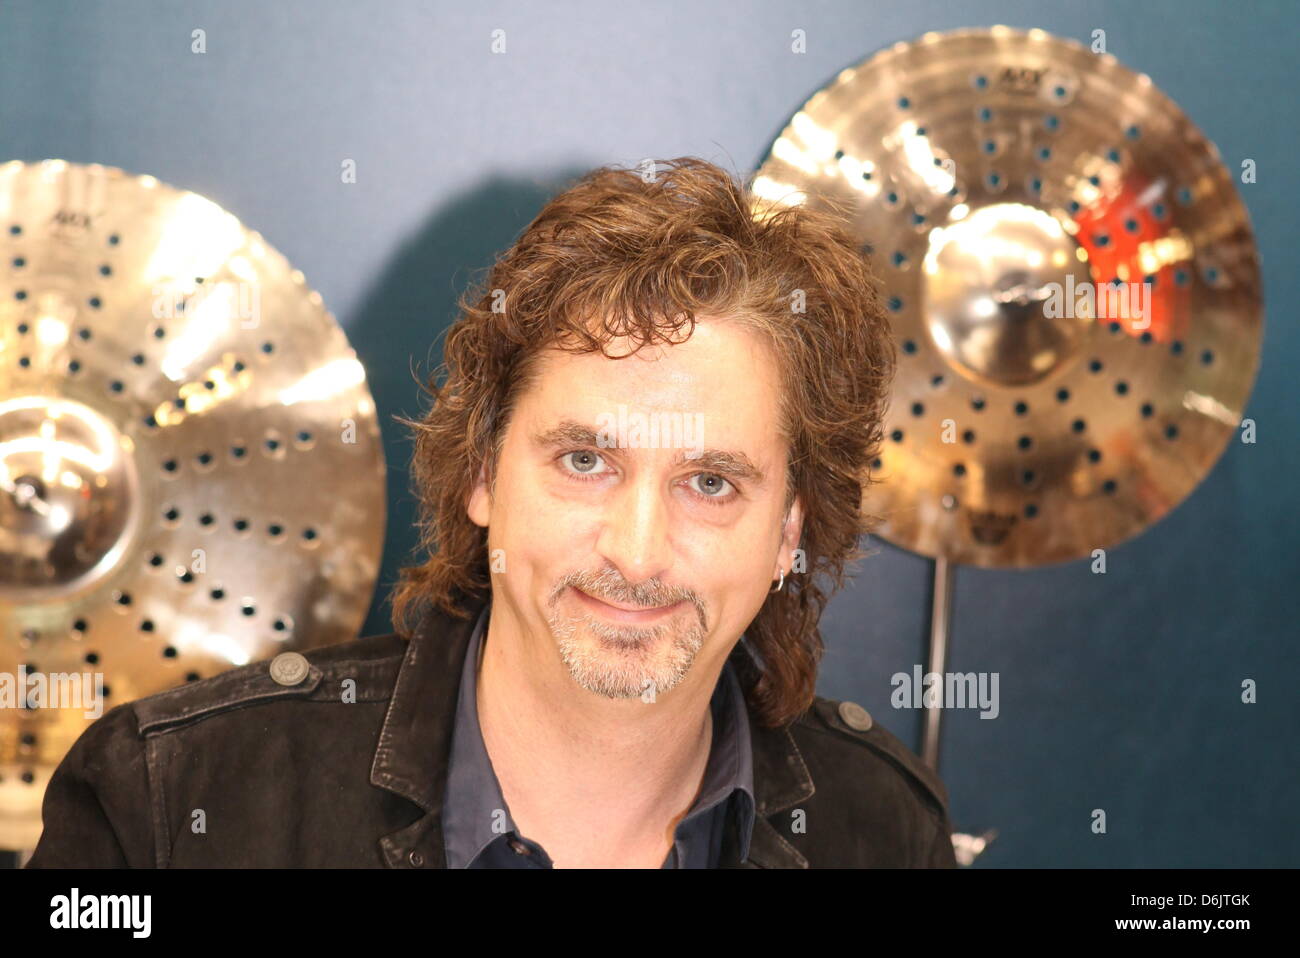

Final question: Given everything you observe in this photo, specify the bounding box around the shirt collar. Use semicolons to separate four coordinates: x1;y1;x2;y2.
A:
441;599;755;868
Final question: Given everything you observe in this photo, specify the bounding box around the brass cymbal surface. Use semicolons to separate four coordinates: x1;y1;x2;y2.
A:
0;160;386;848
753;26;1262;567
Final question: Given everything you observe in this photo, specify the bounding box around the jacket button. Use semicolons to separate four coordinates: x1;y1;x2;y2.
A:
269;651;310;686
838;700;873;731
408;850;425;867
508;838;531;856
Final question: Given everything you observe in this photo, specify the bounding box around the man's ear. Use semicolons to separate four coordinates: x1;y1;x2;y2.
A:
777;494;804;577
466;460;491;528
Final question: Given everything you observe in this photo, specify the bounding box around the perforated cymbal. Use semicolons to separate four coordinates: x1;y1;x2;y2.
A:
753;26;1262;567
0;160;386;848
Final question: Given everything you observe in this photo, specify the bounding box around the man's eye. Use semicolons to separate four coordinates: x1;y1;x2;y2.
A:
560;449;609;476
689;473;735;499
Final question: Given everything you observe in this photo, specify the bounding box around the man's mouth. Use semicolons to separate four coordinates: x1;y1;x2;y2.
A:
570;587;687;624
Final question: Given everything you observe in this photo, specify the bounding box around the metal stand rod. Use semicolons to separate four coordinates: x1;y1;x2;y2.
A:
920;556;999;866
921;555;954;771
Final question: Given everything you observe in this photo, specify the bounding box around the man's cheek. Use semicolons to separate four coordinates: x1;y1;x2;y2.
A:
533;486;602;528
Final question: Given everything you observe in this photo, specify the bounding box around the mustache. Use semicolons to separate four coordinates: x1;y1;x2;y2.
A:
550;567;707;628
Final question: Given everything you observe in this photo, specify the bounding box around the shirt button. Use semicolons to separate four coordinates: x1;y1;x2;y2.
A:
269;651;310;686
838;700;873;731
408;850;425;867
508;838;531;856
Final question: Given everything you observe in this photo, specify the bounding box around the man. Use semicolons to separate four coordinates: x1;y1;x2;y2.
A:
26;157;956;868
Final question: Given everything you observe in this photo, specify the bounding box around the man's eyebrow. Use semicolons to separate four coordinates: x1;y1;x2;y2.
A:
531;419;767;484
532;421;604;450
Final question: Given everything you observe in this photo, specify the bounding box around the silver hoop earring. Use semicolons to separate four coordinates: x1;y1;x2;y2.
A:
769;569;785;594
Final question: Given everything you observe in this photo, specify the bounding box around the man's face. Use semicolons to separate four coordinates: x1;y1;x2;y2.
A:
467;316;803;703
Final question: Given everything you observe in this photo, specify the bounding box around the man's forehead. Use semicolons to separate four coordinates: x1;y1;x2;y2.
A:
522;319;782;421
527;317;769;392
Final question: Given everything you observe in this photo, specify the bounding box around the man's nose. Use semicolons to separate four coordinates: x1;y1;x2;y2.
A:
594;473;674;585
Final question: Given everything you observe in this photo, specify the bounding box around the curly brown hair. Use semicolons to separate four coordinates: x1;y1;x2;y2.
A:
389;156;895;729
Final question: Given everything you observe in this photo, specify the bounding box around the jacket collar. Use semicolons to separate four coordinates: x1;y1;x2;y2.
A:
370;593;813;868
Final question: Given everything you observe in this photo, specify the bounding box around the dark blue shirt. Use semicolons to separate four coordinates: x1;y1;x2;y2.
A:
441;601;755;868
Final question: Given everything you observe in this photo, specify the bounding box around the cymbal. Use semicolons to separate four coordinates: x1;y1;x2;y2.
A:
753;26;1262;567
0;160;386;849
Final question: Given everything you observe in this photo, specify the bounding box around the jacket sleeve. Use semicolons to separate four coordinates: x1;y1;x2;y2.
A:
925;811;959;868
24;703;156;869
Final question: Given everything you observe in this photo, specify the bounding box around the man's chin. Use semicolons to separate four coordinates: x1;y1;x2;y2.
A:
551;616;700;701
556;620;661;696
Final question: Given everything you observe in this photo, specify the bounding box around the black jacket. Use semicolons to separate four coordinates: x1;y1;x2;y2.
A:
25;596;957;868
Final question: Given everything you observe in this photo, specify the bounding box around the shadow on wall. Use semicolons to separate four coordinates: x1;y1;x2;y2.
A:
350;166;593;638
